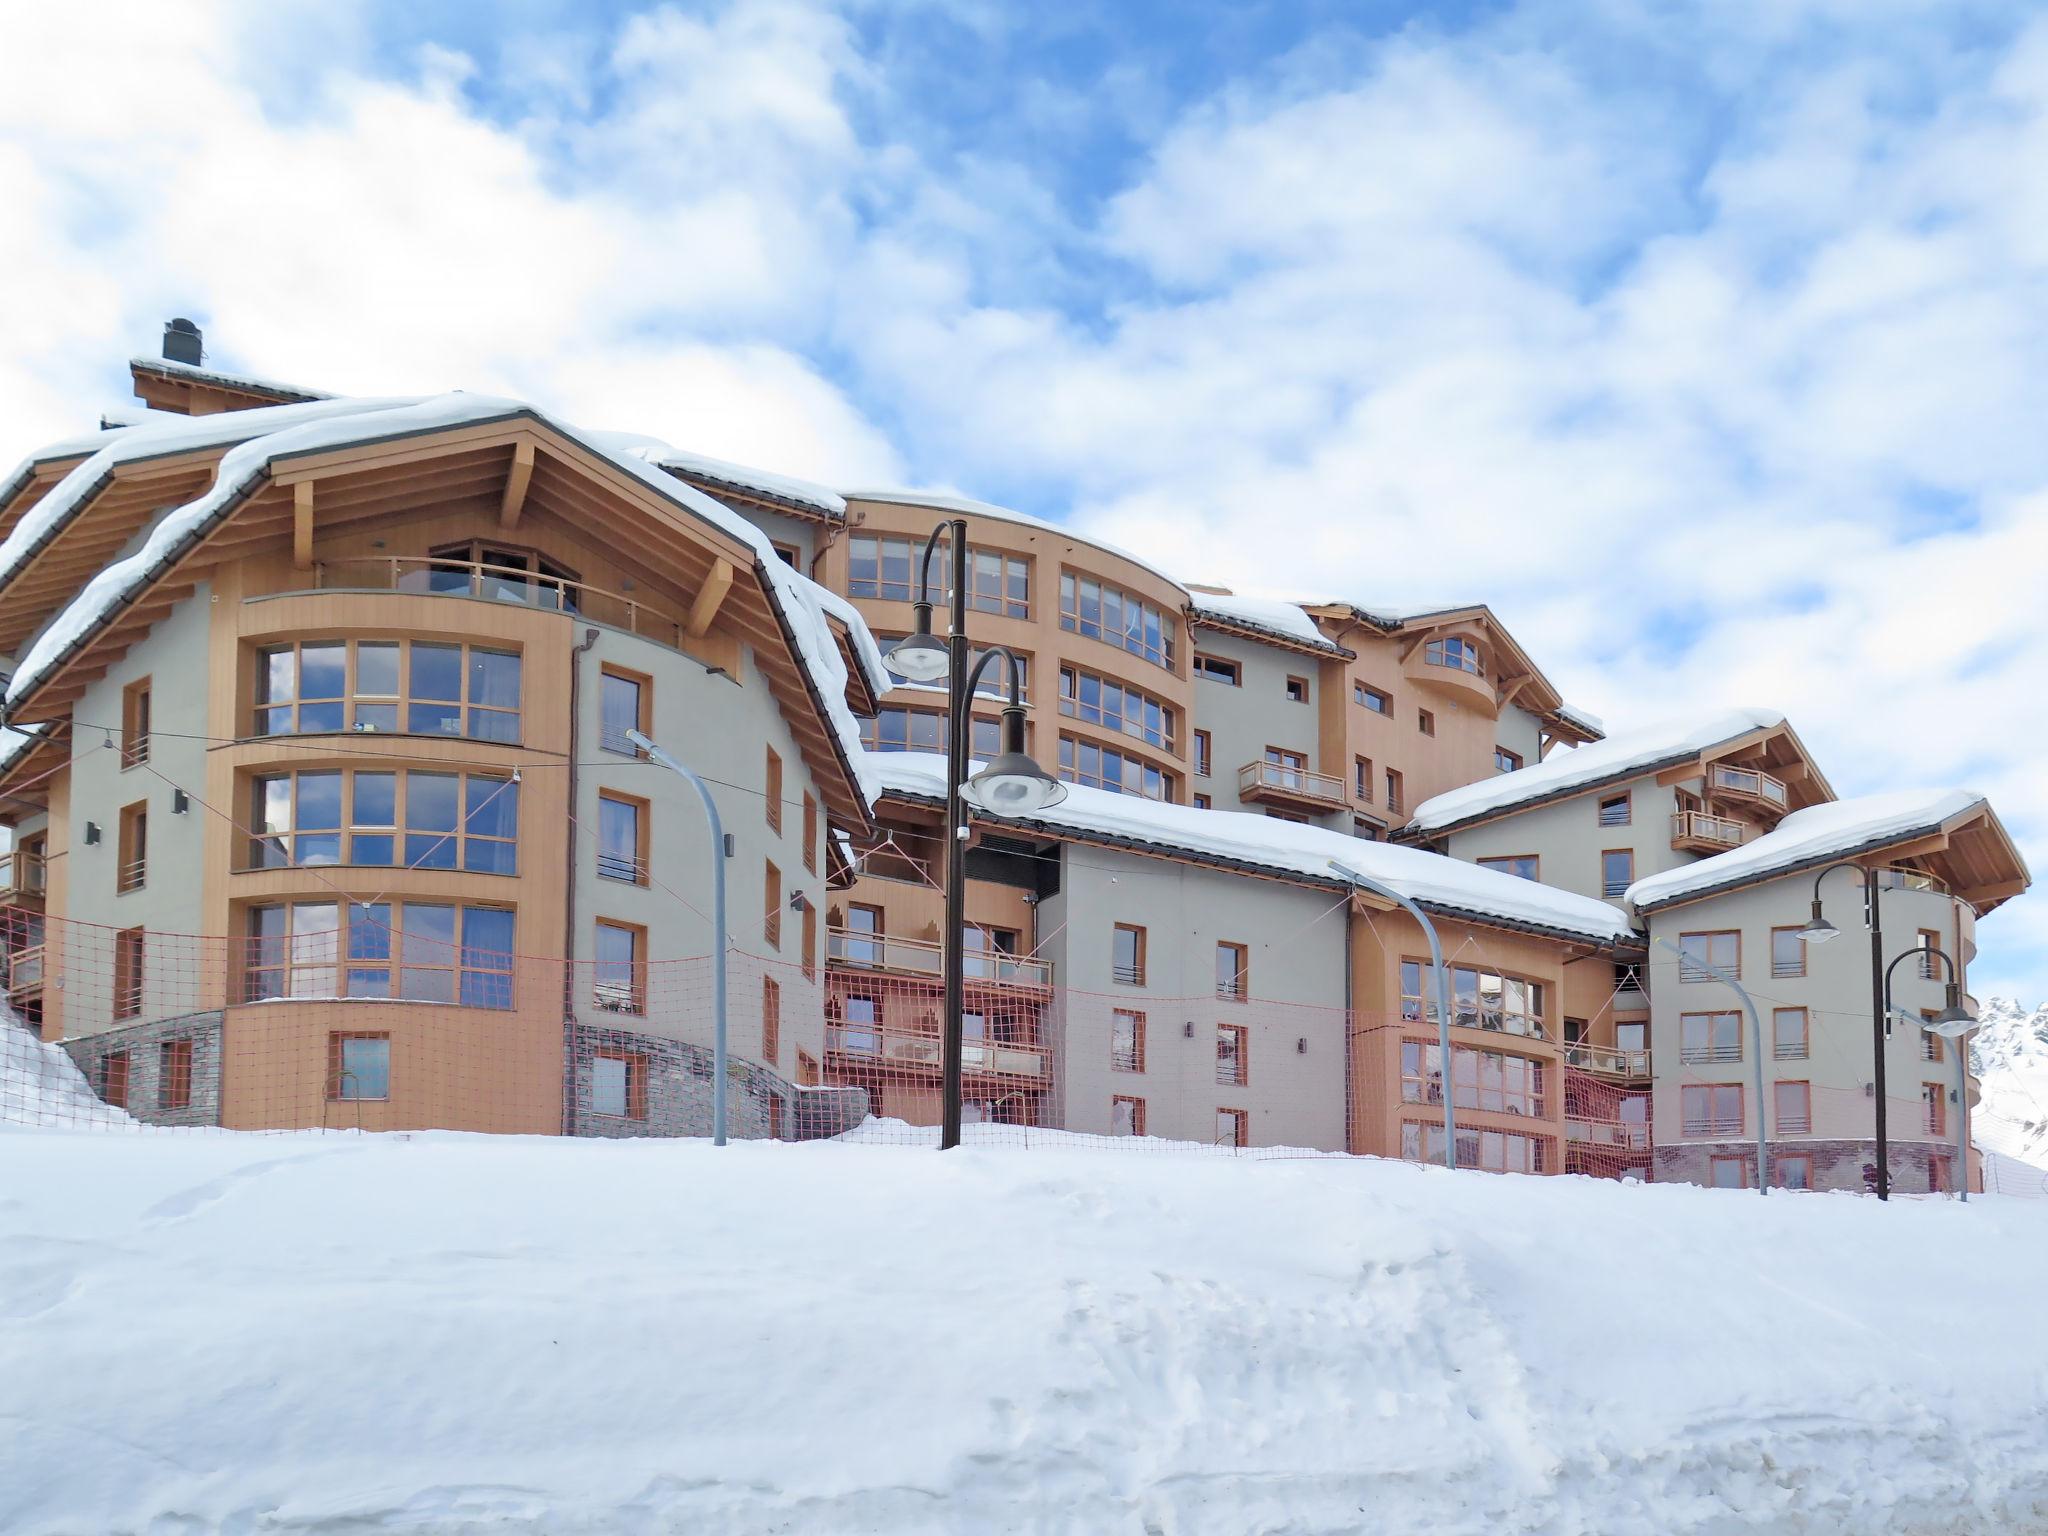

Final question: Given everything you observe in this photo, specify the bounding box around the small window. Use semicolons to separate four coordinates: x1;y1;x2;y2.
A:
1194;654;1241;686
1681;1011;1743;1064
122;678;152;768
772;542;802;568
1384;769;1404;815
1923;1081;1947;1137
1353;756;1372;801
100;1051;130;1109
1193;730;1211;778
1772;1007;1808;1060
1354;682;1391;715
1285;675;1308;704
594;920;645;1014
1917;928;1942;981
114;927;144;1020
1216;941;1248;1002
1682;1083;1743;1136
1601;849;1633;899
1479;855;1539;882
158;1037;193;1112
597;792;648;884
765;748;783;835
1709;1156;1747;1189
796;1050;820;1087
764;861;782;948
1677;930;1740;982
1111;1009;1145;1072
1775;1155;1812;1191
1417;708;1435;737
1112;923;1146;986
592;1051;647;1120
1193;793;1211;810
762;975;781;1066
598;667;649;755
329;1034;390;1101
1216;1022;1248;1085
1598;793;1631;827
1615;1020;1648;1053
1111;1095;1146;1137
1771;927;1805;979
1773;1080;1811;1135
1216;1108;1249;1148
117;801;148;893
1494;747;1522;774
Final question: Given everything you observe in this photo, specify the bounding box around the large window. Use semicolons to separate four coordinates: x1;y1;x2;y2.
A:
1423;636;1483;676
859;707;1001;757
1059;738;1172;801
597;792;647;884
1058;667;1175;751
1682;1083;1744;1137
1111;1009;1145;1072
1400;1040;1548;1117
249;770;517;875
329;1034;391;1101
243;901;514;1008
1193;654;1240;686
848;536;1029;617
599;667;649;755
1680;1010;1743;1064
1677;930;1740;982
594;920;646;1014
1354;682;1391;715
1479;855;1539;882
1060;573;1174;670
255;639;521;743
1401;1121;1546;1173
1401;960;1547;1036
1112;923;1146;985
1601;849;1634;899
1216;942;1248;1002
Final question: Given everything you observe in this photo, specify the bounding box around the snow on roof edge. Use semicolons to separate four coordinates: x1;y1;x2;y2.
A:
636;446;846;518
843;488;1187;591
130;354;333;402
1184;591;1351;655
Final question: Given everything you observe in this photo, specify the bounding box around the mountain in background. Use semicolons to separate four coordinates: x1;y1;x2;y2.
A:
1974;997;2048;1190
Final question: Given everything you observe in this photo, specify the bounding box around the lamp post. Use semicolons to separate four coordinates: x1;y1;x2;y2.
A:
1329;861;1458;1171
1881;944;1977;1201
1656;936;1769;1196
626;728;729;1146
881;520;1064;1150
1797;862;1891;1198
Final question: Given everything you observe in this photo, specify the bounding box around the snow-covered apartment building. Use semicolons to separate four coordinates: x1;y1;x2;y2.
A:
0;327;2029;1192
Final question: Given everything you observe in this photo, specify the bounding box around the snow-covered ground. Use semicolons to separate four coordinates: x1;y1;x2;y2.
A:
1;1122;2046;1534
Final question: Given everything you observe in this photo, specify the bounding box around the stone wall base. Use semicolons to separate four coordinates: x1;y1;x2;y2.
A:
570;1022;867;1140
1654;1138;1963;1194
60;1013;225;1128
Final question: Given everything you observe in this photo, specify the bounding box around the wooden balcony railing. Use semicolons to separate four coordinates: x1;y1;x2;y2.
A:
0;851;46;900
1236;759;1347;809
1563;1042;1651;1077
1565;1118;1651;1150
309;556;695;652
5;944;44;996
825;1021;1049;1081
826;927;1054;988
1671;810;1746;852
1707;763;1789;808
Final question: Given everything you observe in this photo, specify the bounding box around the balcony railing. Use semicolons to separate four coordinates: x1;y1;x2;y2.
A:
1679;1041;1742;1065
1566;1118;1651;1150
0;851;46;900
1707;763;1789;808
1237;759;1347;809
825;1021;1049;1081
1563;1042;1651;1077
1874;866;1948;895
309;556;696;653
5;944;44;995
1671;811;1746;851
1681;1114;1744;1137
826;927;1054;988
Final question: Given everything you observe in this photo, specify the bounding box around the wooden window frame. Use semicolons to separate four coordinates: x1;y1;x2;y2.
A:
1494;746;1523;774
1677;930;1741;983
1923;1081;1947;1137
762;975;782;1067
114;926;144;1021
1193;729;1211;778
1478;854;1540;882
1384;768;1404;815
765;747;784;835
1598;792;1632;827
1772;1007;1809;1060
1354;681;1391;715
1217;1107;1249;1148
100;1050;130;1110
593;918;648;1016
247;768;517;876
592;1048;649;1121
1110;1008;1146;1073
1192;653;1241;687
158;1037;193;1112
117;801;148;893
802;793;819;875
1058;570;1172;669
1112;923;1146;986
1770;926;1807;979
598;664;652;756
1917;928;1942;981
1682;1082;1744;1138
1216;941;1249;1003
1354;755;1373;802
1680;1010;1744;1064
1111;1094;1147;1137
1774;1154;1813;1191
252;637;523;744
1417;708;1435;737
327;1032;392;1102
121;677;152;769
1921;1020;1944;1064
1773;1080;1812;1135
1285;674;1309;703
1708;1155;1748;1190
1193;793;1211;810
1216;1021;1249;1085
596;790;650;886
765;861;783;948
1601;848;1634;899
802;900;818;983
796;1049;820;1087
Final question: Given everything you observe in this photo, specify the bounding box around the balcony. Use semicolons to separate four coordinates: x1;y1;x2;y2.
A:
1236;759;1347;814
826;927;1054;991
5;944;44;998
1671;810;1747;855
825;1020;1049;1082
1566;1118;1651;1151
1563;1042;1652;1078
1706;763;1789;814
1402;636;1496;712
0;851;45;903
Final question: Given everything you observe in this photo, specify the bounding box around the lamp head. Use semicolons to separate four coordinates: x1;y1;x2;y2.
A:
1926;983;1977;1038
1798;898;1840;945
962;705;1066;813
882;604;950;683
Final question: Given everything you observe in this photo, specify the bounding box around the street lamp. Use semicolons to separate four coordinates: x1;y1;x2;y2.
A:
1799;861;1892;1198
1655;936;1770;1196
882;518;1063;1150
1329;860;1459;1171
626;727;730;1146
1882;943;1977;1202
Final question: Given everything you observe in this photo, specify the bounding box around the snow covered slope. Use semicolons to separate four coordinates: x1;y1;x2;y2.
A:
1975;996;2048;1177
2;1126;2046;1534
0;1003;131;1128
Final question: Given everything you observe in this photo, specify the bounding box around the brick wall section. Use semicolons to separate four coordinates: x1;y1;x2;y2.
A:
570;1022;867;1141
1655;1139;1956;1193
60;1012;224;1128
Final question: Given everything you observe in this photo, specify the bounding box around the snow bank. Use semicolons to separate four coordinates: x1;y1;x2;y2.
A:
1411;706;1786;835
0;1002;131;1128
1;1127;2045;1534
1628;788;1993;911
869;751;1636;944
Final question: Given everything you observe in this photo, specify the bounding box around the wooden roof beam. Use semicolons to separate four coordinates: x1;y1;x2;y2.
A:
498;440;534;530
687;558;736;639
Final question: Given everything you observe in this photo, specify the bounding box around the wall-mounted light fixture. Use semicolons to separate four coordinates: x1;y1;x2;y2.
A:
172;789;190;816
1297;1037;1307;1054
1182;1021;1194;1039
83;821;101;846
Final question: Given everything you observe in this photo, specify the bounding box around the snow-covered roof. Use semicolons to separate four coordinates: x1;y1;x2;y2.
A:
1627;789;1998;912
868;752;1636;946
632;445;846;519
1556;701;1606;736
843;488;1187;590
806;583;894;702
1409;707;1786;836
0;396;420;594
129;354;332;403
0;724;43;777
1;394;887;809
1184;592;1352;656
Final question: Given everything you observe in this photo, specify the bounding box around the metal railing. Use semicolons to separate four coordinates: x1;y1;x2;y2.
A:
1237;759;1346;806
1708;763;1788;807
1671;810;1746;850
1874;866;1948;894
1681;1114;1745;1137
1679;1041;1743;1065
825;1021;1049;1080
309;556;696;652
0;852;46;899
825;927;1054;987
117;857;147;893
1563;1042;1651;1077
1772;1041;1808;1061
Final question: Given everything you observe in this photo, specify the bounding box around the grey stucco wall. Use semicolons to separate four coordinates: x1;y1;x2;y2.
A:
1187;631;1339;826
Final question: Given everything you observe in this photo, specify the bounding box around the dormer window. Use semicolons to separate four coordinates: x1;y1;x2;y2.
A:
1423;635;1483;677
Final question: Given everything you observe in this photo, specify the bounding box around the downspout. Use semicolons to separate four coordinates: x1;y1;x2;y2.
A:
562;624;600;1137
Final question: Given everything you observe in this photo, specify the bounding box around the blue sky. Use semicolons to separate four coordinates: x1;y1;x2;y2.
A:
3;0;2046;1000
